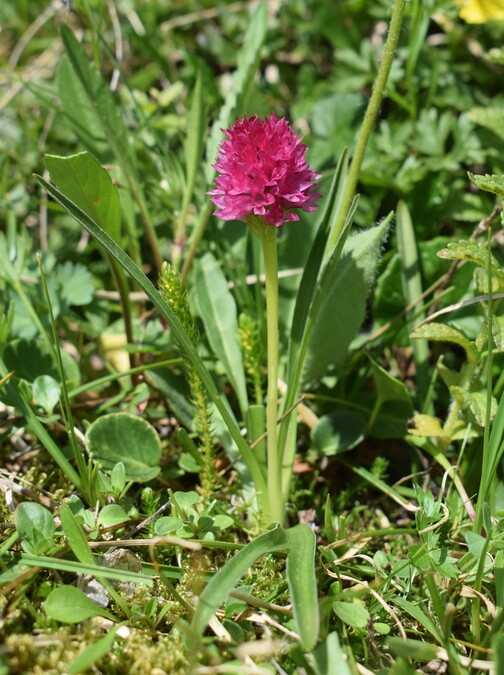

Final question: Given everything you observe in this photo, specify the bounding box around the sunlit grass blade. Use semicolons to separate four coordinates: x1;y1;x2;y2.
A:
285;524;319;651
475;389;504;530
396;200;430;406
35;175;267;505
191;525;318;650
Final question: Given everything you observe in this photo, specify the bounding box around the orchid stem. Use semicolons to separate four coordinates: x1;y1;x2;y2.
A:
327;0;406;250
260;225;283;524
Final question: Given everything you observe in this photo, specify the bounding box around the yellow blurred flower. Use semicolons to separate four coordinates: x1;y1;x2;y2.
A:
456;0;504;23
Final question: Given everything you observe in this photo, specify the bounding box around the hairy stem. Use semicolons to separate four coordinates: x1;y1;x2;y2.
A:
327;0;406;250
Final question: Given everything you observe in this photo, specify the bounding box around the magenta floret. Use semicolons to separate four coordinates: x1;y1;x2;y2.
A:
209;113;321;227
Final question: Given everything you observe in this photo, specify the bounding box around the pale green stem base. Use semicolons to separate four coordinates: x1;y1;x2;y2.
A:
259;225;283;523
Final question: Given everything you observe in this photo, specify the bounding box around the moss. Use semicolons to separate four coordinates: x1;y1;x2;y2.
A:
111;628;188;674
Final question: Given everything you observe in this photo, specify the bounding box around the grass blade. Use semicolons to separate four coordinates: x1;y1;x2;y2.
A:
191;526;288;636
194;252;248;415
285;525;319;651
191;525;318;650
396;200;430;405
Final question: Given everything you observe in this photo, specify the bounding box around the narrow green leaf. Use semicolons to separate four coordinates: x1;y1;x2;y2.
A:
280;152;348;454
285;525;319;650
310;632;351;675
191;525;318;651
60;25;135;175
181;72;205;220
45;152;120;242
68;624;122;674
476;389;504;525
60;504;96;566
191;526;288;636
396;200;429;402
393;596;443;642
57;56;109;157
194;252;248;414
35;175;266;501
287;149;349;380
17;553;154;584
205;2;269;183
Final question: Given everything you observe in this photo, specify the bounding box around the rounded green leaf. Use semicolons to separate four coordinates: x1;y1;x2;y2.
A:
32;375;61;414
97;504;130;528
15;502;55;555
45;585;112;623
86;412;161;482
333;600;370;629
154;516;183;535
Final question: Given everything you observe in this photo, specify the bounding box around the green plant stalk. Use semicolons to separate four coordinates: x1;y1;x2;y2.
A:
327;0;406;250
260;225;282;523
37;256;88;490
474;230;495;533
470;533;490;645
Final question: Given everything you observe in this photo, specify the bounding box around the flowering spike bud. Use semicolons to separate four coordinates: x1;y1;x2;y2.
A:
158;262;199;346
209;113;321;228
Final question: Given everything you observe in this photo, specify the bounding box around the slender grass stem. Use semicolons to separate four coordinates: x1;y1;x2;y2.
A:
260;226;282;523
327;0;406;250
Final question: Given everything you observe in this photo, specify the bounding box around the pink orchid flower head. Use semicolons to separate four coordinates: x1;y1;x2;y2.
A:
209;113;321;228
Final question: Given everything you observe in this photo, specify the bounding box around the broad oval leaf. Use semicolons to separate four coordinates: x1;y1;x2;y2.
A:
45;585;113;623
86;412;162;482
32;375;61;414
15;502;55;555
332;600;370;629
46;152;120;242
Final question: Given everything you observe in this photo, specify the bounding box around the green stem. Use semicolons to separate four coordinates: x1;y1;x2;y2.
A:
327;0;406;250
260;226;282;523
